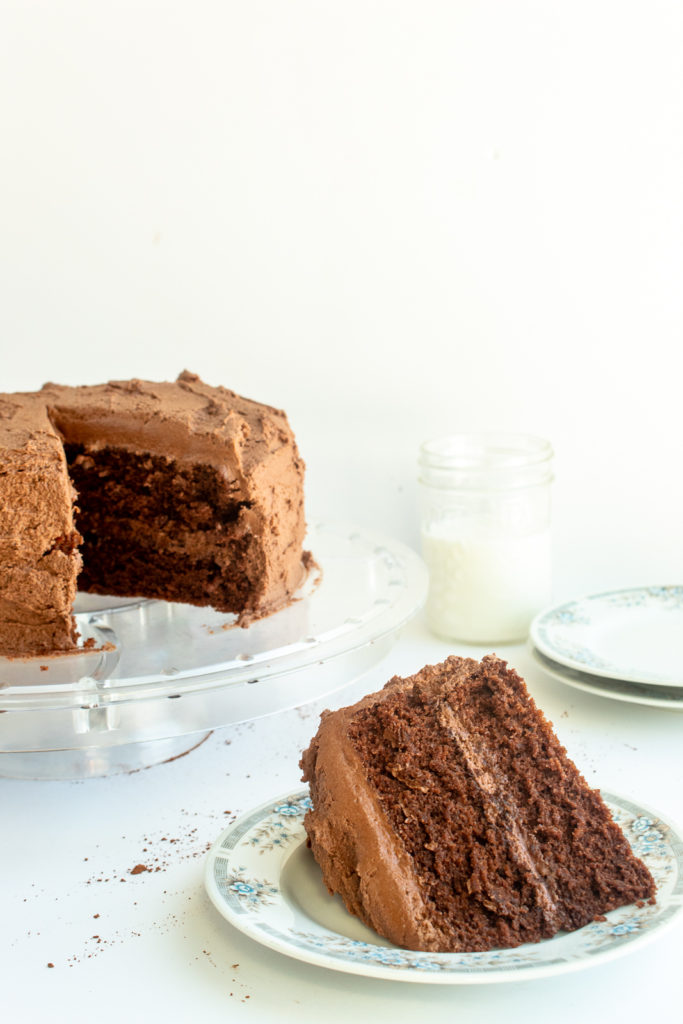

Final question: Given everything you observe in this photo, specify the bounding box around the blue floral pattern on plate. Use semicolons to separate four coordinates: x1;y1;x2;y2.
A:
530;586;683;686
205;788;683;984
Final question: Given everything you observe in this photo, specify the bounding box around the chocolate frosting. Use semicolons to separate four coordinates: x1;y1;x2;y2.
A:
0;395;81;653
299;661;496;951
301;697;449;950
40;371;294;475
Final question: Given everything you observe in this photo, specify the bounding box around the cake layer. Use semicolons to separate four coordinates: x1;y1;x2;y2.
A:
64;444;264;612
301;656;656;952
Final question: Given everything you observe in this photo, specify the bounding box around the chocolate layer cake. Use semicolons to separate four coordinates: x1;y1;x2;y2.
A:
300;655;655;952
0;372;306;656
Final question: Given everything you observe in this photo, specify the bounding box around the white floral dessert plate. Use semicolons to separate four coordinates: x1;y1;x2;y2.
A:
530;586;683;687
205;788;683;984
531;646;683;711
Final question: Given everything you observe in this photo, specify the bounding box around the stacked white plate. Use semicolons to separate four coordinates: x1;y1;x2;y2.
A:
529;586;683;710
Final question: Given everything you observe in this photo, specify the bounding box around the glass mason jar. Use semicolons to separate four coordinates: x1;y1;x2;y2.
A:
418;433;553;644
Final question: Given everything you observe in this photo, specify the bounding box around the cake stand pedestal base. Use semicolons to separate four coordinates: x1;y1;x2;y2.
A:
0;730;213;780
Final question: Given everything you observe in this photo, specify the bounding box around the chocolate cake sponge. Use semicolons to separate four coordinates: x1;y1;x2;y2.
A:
300;655;655;952
0;372;306;656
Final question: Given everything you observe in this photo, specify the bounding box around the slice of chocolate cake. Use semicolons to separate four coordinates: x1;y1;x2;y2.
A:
300;655;655;952
0;372;306;656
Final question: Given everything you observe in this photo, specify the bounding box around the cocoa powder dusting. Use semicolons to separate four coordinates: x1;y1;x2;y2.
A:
25;804;240;973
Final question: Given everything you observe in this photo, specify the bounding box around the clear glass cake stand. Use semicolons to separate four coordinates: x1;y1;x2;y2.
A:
0;522;427;779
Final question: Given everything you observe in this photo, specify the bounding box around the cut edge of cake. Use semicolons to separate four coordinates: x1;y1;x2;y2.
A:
300;655;656;953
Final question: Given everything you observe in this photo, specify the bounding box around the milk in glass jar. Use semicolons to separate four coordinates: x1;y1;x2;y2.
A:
418;434;553;643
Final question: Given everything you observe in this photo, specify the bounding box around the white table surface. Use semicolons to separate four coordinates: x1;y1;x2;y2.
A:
3;607;682;1022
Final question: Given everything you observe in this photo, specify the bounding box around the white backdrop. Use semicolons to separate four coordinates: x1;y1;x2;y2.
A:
2;0;682;595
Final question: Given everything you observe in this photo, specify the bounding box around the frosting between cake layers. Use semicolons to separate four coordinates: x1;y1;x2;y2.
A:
436;702;561;930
